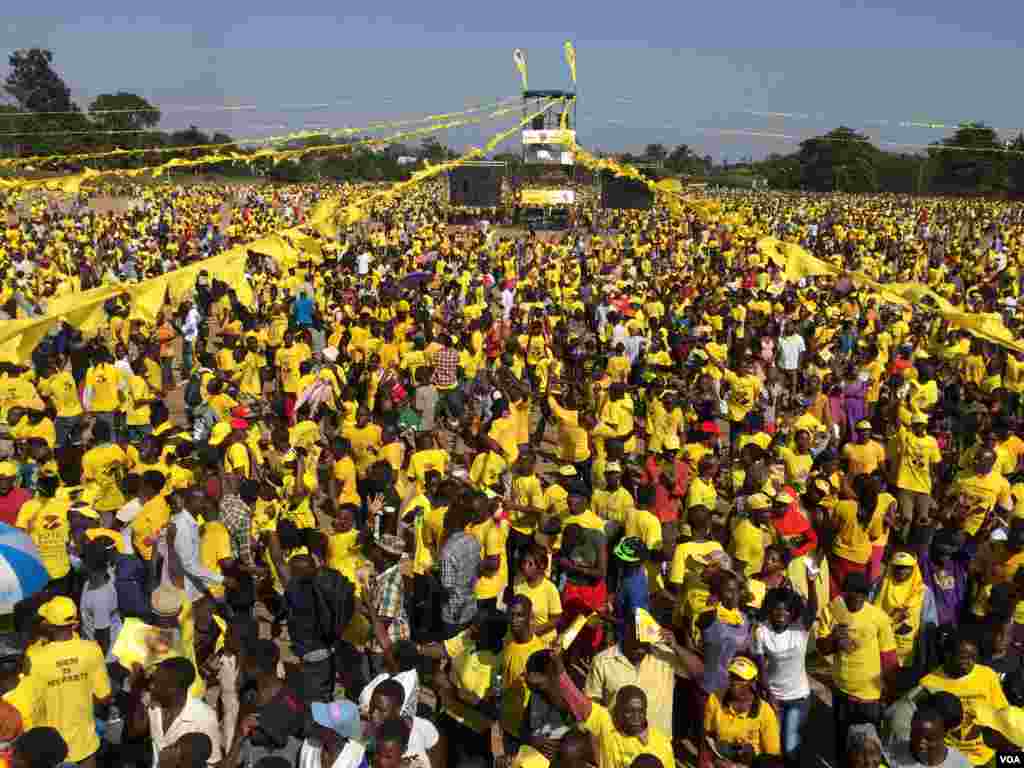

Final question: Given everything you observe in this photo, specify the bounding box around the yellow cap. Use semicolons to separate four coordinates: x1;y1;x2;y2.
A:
728;656;758;681
746;493;771;511
153;421;174;437
208;422;232;446
605;462;622;473
558;465;577;477
855;419;872;430
38;596;77;626
0;461;17;478
891;551;916;567
912;412;929;425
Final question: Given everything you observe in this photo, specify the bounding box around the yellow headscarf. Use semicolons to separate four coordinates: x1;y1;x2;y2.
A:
874;552;926;664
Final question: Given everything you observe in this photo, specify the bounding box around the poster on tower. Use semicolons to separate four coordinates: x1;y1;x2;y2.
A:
522;129;576;165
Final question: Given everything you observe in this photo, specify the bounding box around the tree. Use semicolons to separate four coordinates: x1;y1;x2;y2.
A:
88;92;160;133
169;125;210;146
4;49;77;113
928;122;1009;194
1010;133;1024;197
644;143;667;162
797;126;878;192
665;144;693;172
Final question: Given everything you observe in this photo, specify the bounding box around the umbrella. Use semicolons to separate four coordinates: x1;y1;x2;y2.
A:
0;523;48;613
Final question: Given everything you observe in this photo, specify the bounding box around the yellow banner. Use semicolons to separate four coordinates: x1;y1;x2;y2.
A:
564;41;577;83
521;189;575;205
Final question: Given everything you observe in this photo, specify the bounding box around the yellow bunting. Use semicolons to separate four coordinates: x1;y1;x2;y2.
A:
564;41;577;84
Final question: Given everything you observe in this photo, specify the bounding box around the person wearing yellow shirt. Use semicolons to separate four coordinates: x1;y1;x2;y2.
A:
920;632;1010;766
777;429;815;494
895;414;943;529
702;657;782;766
15;473;72;590
843;420;888;478
686;455;720;512
342;406;383;478
547;390;593;480
499;594;547;736
818;572;898;749
730;494;774;577
330;436;361;507
407;434;449;492
722;359;762;444
469;496;509;615
83;351;123;437
124;359;156;443
39;360;83;448
30;596;112;767
131;470;171;562
553;650;675;768
950;449;1013;539
592;463;635;526
512;543;562;647
80;420;127;515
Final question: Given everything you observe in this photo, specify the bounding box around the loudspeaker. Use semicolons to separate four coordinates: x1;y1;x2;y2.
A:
600;171;653;210
449;165;504;207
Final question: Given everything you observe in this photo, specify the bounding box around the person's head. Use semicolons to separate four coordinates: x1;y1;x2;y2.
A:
508;594;534;642
140;469;166;501
160;732;213;768
711;570;742;610
224;616;258;656
944;628;980;678
725;656;759;702
368;678;406;731
612;685;648;738
335;503;358;533
843;572;871;612
795;428;812;453
910;707;949;767
10;727;68;768
372;717;410;768
846;724;883;768
553;729;592;768
243;638;280;680
929;529;964;565
763;586;802;632
761;545;785;575
975;448;997;477
688;504;712;537
92;419;112;444
524;650;555;693
149;656;195;709
889;551;917;584
520;542;548;584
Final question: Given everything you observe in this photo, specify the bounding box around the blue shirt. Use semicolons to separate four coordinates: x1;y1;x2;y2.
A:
292;295;314;326
614;566;650;638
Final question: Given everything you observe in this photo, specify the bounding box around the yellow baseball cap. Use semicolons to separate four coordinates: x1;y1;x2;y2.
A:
0;462;17;478
891;551;916;568
558;465;577;477
728;656;758;681
208;422;232;446
912;412;930;425
605;462;622;473
855;419;872;430
38;596;77;626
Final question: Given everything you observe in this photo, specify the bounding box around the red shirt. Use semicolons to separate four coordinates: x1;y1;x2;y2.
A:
640;455;688;523
770;486;818;558
0;488;32;526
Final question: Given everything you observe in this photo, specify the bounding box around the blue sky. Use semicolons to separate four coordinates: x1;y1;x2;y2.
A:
3;1;1022;160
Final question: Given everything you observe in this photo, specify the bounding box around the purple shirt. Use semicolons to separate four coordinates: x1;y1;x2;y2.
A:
918;551;967;627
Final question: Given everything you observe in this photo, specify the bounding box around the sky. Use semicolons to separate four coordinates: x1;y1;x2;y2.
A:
3;1;1023;161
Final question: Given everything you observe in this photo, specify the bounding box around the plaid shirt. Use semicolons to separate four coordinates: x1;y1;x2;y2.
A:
369;561;410;652
220;494;253;565
431;346;460;390
439;531;481;625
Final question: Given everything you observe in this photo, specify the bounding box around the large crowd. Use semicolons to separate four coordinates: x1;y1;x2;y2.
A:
1;179;1024;768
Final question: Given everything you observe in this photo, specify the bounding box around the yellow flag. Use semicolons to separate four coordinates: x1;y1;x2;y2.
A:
513;49;528;91
564;41;577;83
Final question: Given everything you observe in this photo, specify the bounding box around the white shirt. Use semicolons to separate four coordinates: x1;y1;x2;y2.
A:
149;696;223;765
778;334;806;371
751;624;810;701
357;252;371;275
298;739;366;768
182;308;201;343
501;288;516;321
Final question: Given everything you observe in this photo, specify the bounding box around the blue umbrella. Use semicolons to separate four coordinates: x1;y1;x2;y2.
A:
0;523;49;613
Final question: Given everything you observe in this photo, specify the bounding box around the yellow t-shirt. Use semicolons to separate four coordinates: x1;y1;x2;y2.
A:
85;363;121;413
731;519;772;576
333;456;360;505
408;448;449;489
81;443;127;512
199;521;232;599
954;471;1013;537
2;673;44;731
513;576;563;646
829;598;896;701
921;664;1009;766
471;518;508;600
40;370;82;418
896;429;941;495
831;500;874;565
446;649;501;734
843;441;886;477
125;374;152;427
723;370;761;422
132;495;171;561
16;497;72;580
500;635;546;734
778;447;813;491
510;475;545;534
593;487;635;525
28;636;111;762
704;694;782;757
582;701;675;768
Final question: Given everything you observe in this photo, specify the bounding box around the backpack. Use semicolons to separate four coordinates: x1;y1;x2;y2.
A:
184;372;203;408
114;554;149;619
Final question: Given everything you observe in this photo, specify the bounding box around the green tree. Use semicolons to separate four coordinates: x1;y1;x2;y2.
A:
3;48;90;154
798;126;878;192
928;122;1010;194
88;92;160;132
1009;133;1024;196
419;136;449;162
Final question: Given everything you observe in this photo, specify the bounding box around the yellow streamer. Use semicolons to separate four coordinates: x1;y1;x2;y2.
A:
564;41;577;84
0;98;518;170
